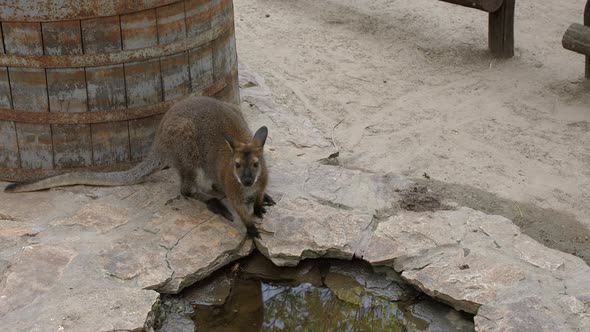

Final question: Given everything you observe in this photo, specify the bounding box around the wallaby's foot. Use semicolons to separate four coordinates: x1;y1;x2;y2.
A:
247;226;260;238
263;193;276;206
165;195;183;205
253;205;266;218
206;198;234;222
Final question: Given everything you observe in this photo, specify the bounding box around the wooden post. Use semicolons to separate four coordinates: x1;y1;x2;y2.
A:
585;0;590;78
489;0;515;58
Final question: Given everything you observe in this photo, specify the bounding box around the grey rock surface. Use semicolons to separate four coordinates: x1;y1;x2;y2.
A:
0;171;252;331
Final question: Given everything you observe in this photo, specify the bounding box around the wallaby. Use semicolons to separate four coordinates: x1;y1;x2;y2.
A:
4;96;274;237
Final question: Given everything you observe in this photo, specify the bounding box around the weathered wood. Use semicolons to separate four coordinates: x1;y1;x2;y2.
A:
189;43;214;92
124;59;163;107
439;0;503;13
156;1;187;44
161;52;190;100
186;0;212;37
129;115;162;161
3;22;54;169
489;0;515;58
91;121;130;165
0;65;19;168
121;8;158;50
213;32;234;81
43;20;92;168
81;16;123;54
42;20;83;55
0;120;19;168
52;124;92;168
563;23;590;56
86;65;127;112
585;0;590;78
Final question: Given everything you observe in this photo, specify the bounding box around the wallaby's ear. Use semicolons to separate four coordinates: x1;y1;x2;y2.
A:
253;126;268;148
224;134;236;152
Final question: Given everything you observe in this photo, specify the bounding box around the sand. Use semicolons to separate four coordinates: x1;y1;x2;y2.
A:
233;0;590;262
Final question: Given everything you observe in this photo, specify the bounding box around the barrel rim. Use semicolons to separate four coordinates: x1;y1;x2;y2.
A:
0;9;232;68
0;0;181;22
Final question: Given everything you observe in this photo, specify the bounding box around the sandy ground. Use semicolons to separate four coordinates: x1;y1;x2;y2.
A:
233;0;590;262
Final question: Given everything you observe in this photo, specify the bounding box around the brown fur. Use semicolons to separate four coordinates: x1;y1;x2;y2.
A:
4;96;271;236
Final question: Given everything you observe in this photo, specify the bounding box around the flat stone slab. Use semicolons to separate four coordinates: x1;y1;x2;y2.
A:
0;170;252;331
256;165;590;332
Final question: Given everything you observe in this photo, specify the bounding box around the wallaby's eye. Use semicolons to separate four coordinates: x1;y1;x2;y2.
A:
235;162;241;169
253;162;259;168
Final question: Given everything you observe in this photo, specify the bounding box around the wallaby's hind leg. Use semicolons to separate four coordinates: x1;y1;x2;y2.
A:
254;193;276;218
206;198;234;222
179;170;196;197
263;193;276;206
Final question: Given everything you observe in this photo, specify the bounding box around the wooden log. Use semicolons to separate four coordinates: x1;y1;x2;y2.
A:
563;23;590;56
489;0;515;58
439;0;503;13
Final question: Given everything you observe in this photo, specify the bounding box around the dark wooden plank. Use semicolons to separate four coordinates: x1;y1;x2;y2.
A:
82;16;130;166
52;124;92;168
161;52;190;100
46;68;88;113
86;65;127;112
439;0;503;13
213;32;236;81
43;20;92;168
41;20;83;55
91;121;130;166
0;66;19;167
186;0;211;37
585;0;590;78
121;8;159;50
15;123;53;169
81;15;123;54
124;59;163;107
3;22;53;169
47;67;92;167
129;115;162;161
157;1;187;44
0;120;19;168
489;0;515;58
1;22;43;55
563;23;590;56
189;43;213;92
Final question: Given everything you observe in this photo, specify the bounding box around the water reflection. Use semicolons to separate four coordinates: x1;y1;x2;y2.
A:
158;254;474;332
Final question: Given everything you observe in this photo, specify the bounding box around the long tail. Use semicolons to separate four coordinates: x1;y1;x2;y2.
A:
4;149;162;193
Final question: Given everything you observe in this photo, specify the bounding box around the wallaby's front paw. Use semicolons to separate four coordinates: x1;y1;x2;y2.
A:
253;205;267;218
247;226;260;238
263;193;276;206
206;198;234;222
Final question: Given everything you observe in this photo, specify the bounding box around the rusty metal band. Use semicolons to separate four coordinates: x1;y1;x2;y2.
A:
0;65;237;124
0;0;181;22
0;6;232;68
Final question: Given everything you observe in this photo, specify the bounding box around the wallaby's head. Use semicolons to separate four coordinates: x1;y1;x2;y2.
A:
224;126;268;187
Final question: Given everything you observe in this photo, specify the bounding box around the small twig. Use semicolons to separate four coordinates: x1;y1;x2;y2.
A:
345;73;371;82
512;201;524;218
331;119;344;151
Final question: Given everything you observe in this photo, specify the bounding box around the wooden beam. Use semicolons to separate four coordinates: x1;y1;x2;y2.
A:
489;0;515;58
439;0;504;12
563;24;590;56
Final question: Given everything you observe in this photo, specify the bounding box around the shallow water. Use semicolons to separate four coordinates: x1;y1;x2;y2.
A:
156;253;474;332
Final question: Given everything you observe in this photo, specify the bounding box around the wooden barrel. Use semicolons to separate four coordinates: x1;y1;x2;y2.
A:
0;0;239;182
